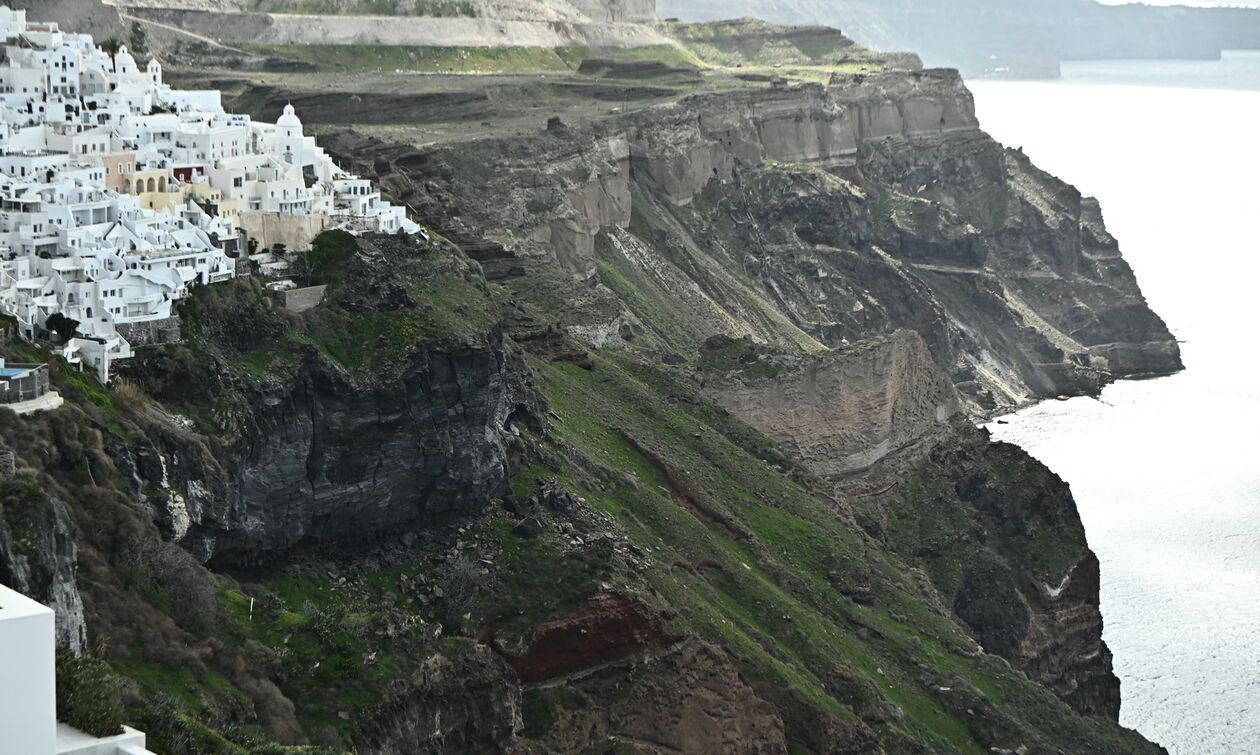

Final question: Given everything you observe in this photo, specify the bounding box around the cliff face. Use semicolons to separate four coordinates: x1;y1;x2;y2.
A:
0;477;87;652
692;330;1122;716
353;646;522;754
0;16;1176;755
870;429;1125;718
278;60;1174;732
115;1;669;51
701;331;959;476
192;342;515;561
112;234;533;564
331;67;1178;416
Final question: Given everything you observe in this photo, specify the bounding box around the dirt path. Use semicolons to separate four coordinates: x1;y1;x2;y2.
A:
120;11;253;55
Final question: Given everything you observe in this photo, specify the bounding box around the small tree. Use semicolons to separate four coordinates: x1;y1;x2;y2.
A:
100;38;121;72
45;312;80;342
301;229;357;285
130;22;148;54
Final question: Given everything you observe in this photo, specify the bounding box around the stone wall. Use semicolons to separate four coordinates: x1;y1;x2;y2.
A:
0;364;50;405
117;316;182;347
276;284;326;313
238;211;328;252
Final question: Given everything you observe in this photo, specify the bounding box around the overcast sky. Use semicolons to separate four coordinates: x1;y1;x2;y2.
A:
1097;0;1260;6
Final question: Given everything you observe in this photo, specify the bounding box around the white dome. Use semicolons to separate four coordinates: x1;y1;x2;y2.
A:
116;51;137;72
276;103;302;129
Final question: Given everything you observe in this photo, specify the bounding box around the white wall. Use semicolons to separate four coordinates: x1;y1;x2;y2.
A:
0;583;57;755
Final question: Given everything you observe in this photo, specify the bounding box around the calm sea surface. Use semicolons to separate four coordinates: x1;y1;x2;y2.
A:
968;52;1260;753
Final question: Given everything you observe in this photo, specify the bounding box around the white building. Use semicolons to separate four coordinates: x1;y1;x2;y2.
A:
0;583;154;754
0;582;56;754
0;7;420;381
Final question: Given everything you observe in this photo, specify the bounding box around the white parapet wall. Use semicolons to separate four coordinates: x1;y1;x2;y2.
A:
0;583;57;755
56;724;151;755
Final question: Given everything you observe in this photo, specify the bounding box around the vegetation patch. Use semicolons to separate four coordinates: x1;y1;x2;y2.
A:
661;18;884;69
220;577;420;741
696;334;793;379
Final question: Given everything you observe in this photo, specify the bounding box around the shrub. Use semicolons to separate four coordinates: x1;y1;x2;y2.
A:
120;534;222;636
57;650;125;738
110;378;146;410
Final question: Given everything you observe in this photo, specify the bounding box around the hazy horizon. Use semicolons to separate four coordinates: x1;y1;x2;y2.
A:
1096;0;1260;6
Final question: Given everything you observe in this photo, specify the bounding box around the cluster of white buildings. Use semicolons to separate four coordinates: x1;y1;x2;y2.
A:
0;7;419;381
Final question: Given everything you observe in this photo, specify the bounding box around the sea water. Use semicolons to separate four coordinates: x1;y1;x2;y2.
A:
967;52;1260;753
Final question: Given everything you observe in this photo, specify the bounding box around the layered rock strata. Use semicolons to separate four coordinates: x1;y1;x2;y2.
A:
325;67;1179;415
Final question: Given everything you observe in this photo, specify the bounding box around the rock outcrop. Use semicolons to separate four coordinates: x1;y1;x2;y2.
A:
204;342;515;560
701;330;958;476
508;592;681;683
353;646;522;754
855;429;1125;717
0;485;87;653
537;641;791;754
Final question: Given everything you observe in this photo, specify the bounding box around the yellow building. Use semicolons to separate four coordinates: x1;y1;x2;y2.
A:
123;168;181;211
183;180;239;224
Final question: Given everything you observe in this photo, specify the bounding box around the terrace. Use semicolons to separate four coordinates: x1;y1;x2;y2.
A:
0;359;59;412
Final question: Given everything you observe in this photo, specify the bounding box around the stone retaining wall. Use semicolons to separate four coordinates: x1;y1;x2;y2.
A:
117;316;182;347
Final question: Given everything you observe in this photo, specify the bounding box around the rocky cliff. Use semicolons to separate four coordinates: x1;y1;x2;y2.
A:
101;234;532;565
700;331;959;477
322;65;1178;415
692;330;1124;717
1;13;1176;755
110;0;668;52
0;466;87;652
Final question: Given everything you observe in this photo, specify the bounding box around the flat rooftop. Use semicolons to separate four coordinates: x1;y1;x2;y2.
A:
0;582;53;621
